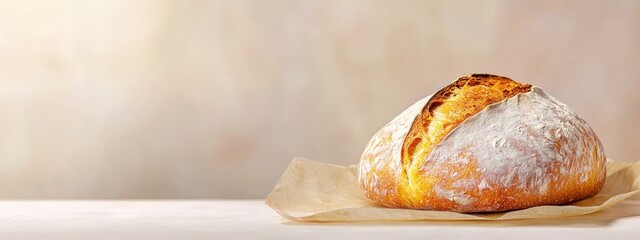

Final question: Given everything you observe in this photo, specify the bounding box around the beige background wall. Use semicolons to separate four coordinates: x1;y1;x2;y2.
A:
0;0;638;198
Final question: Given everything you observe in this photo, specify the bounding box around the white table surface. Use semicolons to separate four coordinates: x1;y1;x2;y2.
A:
0;200;639;240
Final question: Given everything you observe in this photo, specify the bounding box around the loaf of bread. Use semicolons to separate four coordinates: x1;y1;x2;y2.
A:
358;74;606;212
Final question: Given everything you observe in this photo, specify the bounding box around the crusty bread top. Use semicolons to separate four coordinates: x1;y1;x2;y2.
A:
359;74;605;212
399;74;531;207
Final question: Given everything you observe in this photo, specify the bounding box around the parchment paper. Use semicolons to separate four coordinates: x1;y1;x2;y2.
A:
266;158;640;222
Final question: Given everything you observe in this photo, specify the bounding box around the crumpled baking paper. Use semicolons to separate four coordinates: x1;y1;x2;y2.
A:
266;158;640;222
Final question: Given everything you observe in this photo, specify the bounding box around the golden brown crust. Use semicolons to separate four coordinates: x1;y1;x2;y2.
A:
399;74;531;208
359;74;606;212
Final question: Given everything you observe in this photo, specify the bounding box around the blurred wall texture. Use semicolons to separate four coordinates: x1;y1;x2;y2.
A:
0;0;638;198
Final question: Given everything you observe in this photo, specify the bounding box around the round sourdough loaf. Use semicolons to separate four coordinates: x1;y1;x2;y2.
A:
358;74;606;212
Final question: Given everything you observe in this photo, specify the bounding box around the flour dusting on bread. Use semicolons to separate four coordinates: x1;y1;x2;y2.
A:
359;74;606;212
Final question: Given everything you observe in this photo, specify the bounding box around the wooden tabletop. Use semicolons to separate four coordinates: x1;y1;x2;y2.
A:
0;200;639;239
